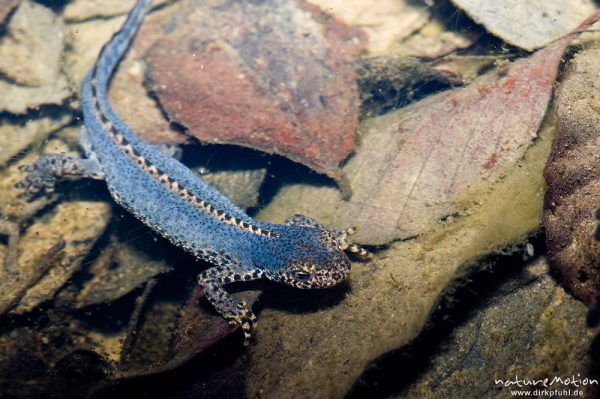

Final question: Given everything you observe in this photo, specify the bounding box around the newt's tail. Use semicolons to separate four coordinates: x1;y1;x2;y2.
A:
90;0;153;92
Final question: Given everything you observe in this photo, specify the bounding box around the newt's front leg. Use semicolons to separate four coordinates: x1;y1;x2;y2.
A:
15;154;104;199
197;263;265;345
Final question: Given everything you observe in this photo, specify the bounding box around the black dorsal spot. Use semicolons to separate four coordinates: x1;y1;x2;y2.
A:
98;111;109;124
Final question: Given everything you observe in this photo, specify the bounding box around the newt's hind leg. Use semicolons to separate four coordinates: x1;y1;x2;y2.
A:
15;154;104;199
196;251;265;345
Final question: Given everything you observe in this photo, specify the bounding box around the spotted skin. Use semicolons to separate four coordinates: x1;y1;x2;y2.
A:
16;154;104;197
16;0;368;344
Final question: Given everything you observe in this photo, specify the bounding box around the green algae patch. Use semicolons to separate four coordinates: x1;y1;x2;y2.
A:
247;114;557;398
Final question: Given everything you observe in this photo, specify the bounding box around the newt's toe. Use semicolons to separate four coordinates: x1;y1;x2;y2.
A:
225;302;257;346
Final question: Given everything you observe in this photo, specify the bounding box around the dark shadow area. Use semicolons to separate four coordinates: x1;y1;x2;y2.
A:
587;296;600;379
256;279;351;315
257;151;335;214
355;57;462;118
33;0;71;12
345;233;550;398
179;143;270;176
87;332;248;399
162;140;339;217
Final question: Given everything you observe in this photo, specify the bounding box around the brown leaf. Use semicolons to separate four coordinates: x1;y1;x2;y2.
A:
113;286;259;378
307;0;477;58
0;1;71;114
0;0;18;26
306;0;429;56
63;0;173;21
0;113;72;167
75;242;170;308
260;34;575;245
0;240;64;315
109;56;189;145
543;45;600;306
86;285;254;397
9;201;112;314
145;0;363;182
154;287;235;371
451;0;595;50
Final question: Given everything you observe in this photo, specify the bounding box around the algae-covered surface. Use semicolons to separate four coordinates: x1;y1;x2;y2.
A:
1;1;600;398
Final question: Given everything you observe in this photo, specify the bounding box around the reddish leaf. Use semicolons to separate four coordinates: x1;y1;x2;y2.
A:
158;287;241;371
145;0;363;182
261;33;577;245
110;3;190;145
111;286;259;379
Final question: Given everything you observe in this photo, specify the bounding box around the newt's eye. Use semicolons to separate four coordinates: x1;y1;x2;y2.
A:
294;271;311;280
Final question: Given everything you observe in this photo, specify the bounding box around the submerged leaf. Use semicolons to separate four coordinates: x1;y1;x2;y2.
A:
451;0;595;50
0;113;72;167
111;286;259;379
307;0;476;58
0;0;18;26
75;242;170;308
0;1;71;113
306;0;429;56
247;16;600;398
145;0;363;182
399;259;597;399
261;34;575;245
9;201;112;314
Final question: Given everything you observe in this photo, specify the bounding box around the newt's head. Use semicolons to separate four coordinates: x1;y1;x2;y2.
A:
268;220;352;289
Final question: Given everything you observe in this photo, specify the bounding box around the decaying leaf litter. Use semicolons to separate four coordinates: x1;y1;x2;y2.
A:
0;0;599;397
259;35;572;245
543;29;600;306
